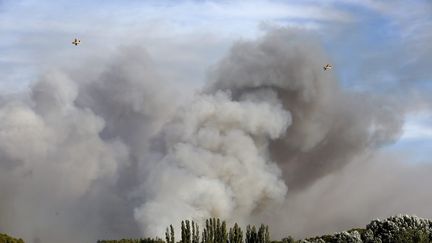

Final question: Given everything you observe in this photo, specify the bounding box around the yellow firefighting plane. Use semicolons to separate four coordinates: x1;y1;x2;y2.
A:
323;64;332;71
72;38;81;46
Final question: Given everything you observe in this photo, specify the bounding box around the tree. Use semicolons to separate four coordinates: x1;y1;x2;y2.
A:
229;223;243;243
258;225;265;243
251;226;257;243
170;225;175;243
264;226;270;243
192;221;200;243
186;220;192;243
166;227;170;243
246;225;251;243
181;220;192;243
221;221;227;243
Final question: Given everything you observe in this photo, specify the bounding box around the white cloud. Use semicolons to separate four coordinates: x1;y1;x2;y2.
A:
400;111;432;141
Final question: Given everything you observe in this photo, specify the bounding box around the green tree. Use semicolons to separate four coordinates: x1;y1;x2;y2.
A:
186;220;192;243
246;225;251;243
258;225;265;243
264;226;270;243
229;223;243;243
182;221;186;243
170;225;175;243
181;221;192;243
192;221;200;243
221;221;227;243
252;226;257;243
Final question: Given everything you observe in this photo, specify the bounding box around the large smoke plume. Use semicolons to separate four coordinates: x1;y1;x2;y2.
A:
0;28;431;243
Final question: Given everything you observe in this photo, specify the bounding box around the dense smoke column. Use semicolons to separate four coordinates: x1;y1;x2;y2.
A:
205;29;403;191
134;90;291;236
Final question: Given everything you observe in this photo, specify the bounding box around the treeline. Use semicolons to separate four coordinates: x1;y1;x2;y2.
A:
98;218;297;243
97;215;432;242
3;215;431;242
0;233;25;243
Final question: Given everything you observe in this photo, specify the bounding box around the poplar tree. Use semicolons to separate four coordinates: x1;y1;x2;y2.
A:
264;226;270;243
182;221;186;243
202;228;207;243
252;226;257;243
258;224;265;243
186;220;192;243
246;225;251;243
229;223;243;243
221;221;227;243
170;225;175;243
216;218;221;243
166;227;170;243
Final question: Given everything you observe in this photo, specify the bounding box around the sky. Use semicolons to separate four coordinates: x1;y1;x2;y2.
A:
1;0;432;242
1;0;431;162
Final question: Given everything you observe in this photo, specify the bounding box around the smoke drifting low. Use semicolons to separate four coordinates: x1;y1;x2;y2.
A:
0;29;430;243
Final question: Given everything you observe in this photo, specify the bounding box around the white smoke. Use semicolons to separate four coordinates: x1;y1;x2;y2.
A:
134;90;290;236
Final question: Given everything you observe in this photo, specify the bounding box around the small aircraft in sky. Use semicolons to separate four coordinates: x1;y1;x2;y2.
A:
323;64;332;71
72;38;81;46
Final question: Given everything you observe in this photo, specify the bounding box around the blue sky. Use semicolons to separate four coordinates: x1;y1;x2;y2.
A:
1;0;431;162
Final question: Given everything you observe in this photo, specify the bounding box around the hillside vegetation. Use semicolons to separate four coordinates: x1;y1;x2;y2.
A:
0;233;24;243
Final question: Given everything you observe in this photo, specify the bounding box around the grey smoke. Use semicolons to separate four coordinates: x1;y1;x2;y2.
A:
204;29;403;191
0;28;430;243
266;152;432;239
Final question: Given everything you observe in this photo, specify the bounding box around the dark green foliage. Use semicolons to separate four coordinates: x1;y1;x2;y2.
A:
202;226;206;243
221;221;227;243
210;219;214;243
246;225;251;243
264;226;270;243
182;221;186;243
258;225;264;243
392;228;431;243
280;236;296;243
256;224;269;243
229;223;243;243
97;237;165;243
200;218;230;243
0;233;25;243
192;221;200;243
181;220;191;243
252;226;257;243
187;221;192;243
170;225;175;243
245;225;259;243
166;227;170;243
